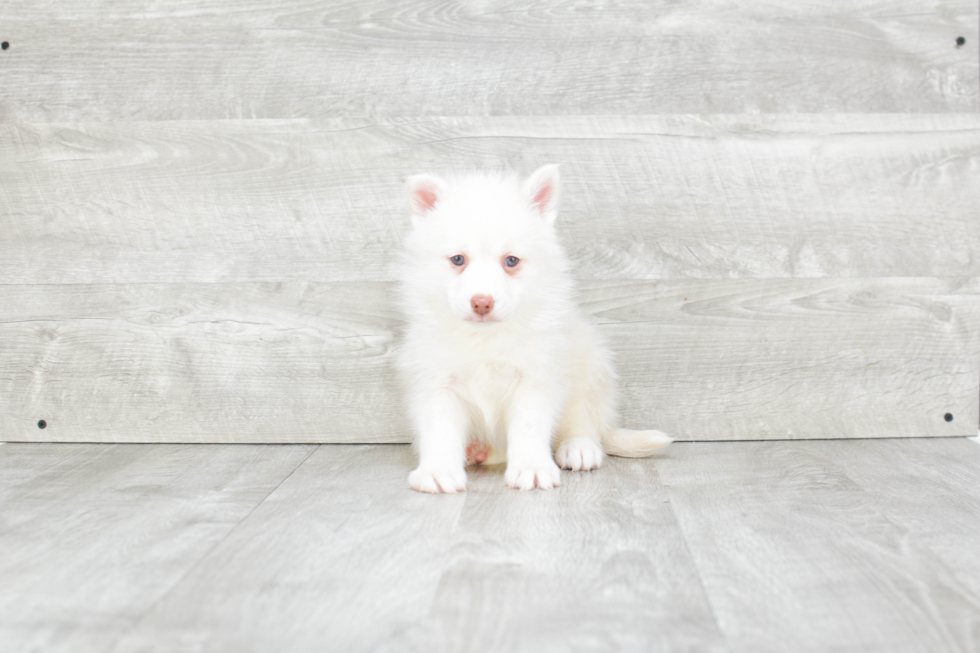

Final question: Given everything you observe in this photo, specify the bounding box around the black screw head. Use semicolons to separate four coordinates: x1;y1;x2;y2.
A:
944;413;954;422
37;420;47;429
1;42;8;51
956;36;966;47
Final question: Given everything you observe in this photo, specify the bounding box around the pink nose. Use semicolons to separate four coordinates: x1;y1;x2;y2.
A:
471;294;494;316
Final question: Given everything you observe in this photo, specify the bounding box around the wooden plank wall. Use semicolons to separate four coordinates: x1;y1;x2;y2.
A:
1;2;978;443
0;1;977;119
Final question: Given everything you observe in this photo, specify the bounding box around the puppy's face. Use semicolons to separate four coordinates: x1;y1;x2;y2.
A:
400;166;563;326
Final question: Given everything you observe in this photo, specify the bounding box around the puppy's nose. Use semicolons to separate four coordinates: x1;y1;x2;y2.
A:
471;294;494;316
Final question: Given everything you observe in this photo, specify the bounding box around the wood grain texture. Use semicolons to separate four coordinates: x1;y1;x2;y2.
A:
590;277;980;441
0;442;316;653
2;115;979;285
387;457;727;653
0;0;975;121
108;444;725;653
0;282;409;442
2;277;976;443
658;439;980;653
831;438;980;599
110;445;470;653
4;440;980;652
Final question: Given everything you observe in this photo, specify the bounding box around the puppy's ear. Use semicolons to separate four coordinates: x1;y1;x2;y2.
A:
524;164;560;225
406;174;447;222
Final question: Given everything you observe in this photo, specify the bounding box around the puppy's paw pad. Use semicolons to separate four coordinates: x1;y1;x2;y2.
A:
556;437;604;471
409;467;466;494
505;460;562;490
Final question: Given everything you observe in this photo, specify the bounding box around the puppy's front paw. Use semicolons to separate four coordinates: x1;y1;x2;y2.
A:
505;458;562;490
409;467;467;494
556;437;604;471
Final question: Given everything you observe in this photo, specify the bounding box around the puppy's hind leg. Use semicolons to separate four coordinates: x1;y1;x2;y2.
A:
408;388;468;494
554;362;613;472
554;413;607;472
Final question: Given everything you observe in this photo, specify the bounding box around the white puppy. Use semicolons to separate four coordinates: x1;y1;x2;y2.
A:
396;165;672;493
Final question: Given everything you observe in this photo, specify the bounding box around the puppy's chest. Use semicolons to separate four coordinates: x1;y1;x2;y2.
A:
450;361;523;405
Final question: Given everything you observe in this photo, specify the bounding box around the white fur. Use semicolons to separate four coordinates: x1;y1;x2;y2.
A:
396;166;672;493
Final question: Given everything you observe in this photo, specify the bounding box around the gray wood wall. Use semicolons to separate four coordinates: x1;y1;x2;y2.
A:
1;2;978;443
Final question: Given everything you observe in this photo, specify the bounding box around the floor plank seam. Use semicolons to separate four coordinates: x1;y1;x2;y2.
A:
103;443;321;652
657;464;735;653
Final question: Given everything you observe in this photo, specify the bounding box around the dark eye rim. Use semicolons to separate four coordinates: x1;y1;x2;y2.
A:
504;256;520;268
450;254;466;266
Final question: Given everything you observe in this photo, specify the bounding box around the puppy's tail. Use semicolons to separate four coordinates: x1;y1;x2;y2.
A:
603;429;673;458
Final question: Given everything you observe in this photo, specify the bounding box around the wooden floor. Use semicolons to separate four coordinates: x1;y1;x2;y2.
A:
3;438;980;653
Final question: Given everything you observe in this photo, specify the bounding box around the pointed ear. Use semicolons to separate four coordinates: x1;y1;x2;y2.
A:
406;174;447;221
524;164;560;225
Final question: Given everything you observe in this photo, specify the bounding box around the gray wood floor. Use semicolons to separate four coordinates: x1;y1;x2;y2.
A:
3;438;980;653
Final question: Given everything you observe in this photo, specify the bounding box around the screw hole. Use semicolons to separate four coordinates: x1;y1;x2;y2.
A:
944;413;954;422
956;36;966;47
1;42;8;51
37;420;47;429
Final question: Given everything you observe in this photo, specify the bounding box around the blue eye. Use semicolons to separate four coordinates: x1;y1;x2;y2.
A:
450;255;466;266
504;256;520;268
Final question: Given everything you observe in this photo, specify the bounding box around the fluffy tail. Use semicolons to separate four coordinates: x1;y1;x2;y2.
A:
602;429;674;458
